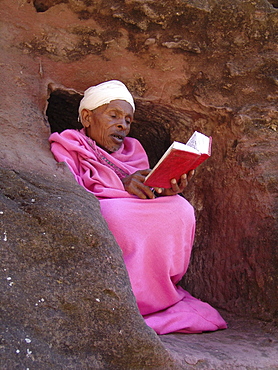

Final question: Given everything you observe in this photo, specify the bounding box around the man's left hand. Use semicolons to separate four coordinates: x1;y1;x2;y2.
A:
154;170;195;197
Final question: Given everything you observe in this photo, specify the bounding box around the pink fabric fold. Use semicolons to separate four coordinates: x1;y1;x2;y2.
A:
49;129;227;334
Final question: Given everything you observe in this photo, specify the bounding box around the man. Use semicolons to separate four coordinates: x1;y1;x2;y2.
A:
49;80;227;334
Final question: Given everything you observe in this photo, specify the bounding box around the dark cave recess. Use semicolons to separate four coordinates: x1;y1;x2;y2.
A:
46;87;171;167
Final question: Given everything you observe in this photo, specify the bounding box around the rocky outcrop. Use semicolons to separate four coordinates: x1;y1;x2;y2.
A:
0;0;277;368
1;167;181;369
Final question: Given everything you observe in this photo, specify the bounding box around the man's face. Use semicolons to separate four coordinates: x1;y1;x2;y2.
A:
83;100;134;153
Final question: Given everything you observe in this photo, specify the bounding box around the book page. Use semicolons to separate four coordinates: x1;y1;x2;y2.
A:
186;131;210;153
172;141;199;153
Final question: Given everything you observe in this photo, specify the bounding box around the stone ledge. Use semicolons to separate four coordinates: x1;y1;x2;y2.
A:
160;311;278;369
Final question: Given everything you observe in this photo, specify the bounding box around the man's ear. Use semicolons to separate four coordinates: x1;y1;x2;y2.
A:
80;109;92;128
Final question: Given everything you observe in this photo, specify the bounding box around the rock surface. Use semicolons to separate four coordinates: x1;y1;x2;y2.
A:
161;312;278;369
0;0;277;368
0;167;180;369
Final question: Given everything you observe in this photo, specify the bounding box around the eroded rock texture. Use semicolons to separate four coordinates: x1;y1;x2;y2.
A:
0;0;277;368
1;167;178;369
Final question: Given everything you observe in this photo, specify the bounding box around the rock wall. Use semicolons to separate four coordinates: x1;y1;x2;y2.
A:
0;0;277;368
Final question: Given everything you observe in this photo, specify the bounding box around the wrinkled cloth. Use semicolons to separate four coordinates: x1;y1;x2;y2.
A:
49;129;227;334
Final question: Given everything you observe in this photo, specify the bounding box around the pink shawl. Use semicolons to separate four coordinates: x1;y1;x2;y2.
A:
49;129;227;334
49;129;149;199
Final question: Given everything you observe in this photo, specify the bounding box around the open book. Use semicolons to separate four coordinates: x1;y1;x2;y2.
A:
144;131;212;188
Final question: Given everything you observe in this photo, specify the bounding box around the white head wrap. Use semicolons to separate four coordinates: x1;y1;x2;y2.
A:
78;80;135;119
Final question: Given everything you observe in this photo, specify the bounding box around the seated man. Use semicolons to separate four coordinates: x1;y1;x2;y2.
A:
49;80;227;334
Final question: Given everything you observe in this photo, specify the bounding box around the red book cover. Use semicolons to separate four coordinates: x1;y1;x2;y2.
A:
144;131;212;189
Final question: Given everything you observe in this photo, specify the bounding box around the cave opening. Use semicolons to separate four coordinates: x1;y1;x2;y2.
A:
268;0;278;8
33;0;68;12
46;86;171;167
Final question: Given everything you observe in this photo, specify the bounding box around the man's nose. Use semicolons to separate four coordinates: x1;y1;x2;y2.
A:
117;118;128;129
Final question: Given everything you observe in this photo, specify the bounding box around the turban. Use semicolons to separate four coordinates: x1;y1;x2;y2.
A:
78;80;135;119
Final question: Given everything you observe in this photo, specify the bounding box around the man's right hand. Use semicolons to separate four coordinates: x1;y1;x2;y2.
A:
121;169;156;199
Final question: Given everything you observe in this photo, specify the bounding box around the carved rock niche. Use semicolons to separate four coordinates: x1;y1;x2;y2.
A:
47;85;182;168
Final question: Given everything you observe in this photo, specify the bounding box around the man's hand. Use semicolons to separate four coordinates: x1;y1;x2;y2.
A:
154;170;195;197
121;169;156;199
122;169;195;199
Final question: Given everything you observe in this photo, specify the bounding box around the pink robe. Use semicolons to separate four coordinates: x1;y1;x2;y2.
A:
49;129;227;334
